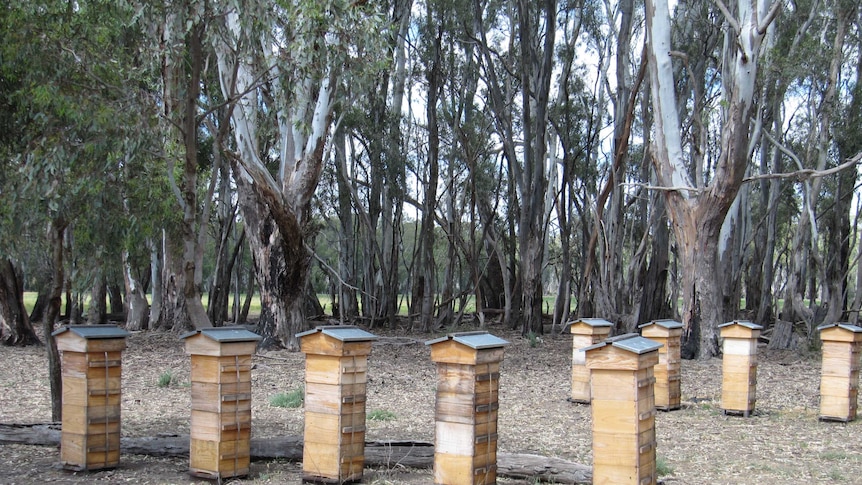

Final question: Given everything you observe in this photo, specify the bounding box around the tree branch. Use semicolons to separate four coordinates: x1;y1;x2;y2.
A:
713;0;740;33
743;152;862;183
757;1;783;35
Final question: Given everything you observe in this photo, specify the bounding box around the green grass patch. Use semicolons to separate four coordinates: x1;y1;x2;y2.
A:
270;387;304;408
657;456;674;476
156;370;173;388
367;409;397;421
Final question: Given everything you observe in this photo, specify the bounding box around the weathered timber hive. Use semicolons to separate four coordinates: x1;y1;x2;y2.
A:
584;333;661;485
818;323;862;422
566;318;613;404
426;331;509;485
638;320;683;411
297;326;377;484
182;326;261;479
718;320;762;417
53;324;130;471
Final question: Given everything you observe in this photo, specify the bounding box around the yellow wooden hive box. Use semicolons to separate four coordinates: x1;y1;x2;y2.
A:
639;319;683;411
426;331;508;485
298;326;377;484
53;325;129;471
585;333;662;485
182;326;261;480
566;318;613;404
719;320;762;417
818;323;862;422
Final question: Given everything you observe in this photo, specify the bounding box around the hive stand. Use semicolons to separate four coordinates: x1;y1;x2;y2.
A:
182;326;261;480
718;320;763;417
565;318;613;404
53;325;130;471
426;331;509;485
818;323;862;422
584;333;661;485
638;320;683;411
297;326;377;484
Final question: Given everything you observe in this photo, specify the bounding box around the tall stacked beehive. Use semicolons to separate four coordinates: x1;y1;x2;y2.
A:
566;318;613;403
53;325;130;471
818;323;862;422
182;326;261;479
719;320;762;417
638;320;683;411
584;333;661;485
426;331;508;485
298;326;377;484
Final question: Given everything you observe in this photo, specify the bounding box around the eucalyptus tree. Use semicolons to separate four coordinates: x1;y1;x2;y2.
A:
213;0;389;349
0;0;158;417
645;0;780;357
472;0;557;335
146;0;226;332
779;2;858;336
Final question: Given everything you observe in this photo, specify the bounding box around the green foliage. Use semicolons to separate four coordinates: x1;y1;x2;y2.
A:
367;409;397;421
526;331;540;348
656;456;674;477
156;370;173;388
270;387;304;408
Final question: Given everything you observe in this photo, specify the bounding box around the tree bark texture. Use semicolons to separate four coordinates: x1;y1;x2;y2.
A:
0;259;40;346
45;220;66;421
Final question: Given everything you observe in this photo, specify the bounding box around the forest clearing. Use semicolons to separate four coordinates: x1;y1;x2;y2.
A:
1;325;860;484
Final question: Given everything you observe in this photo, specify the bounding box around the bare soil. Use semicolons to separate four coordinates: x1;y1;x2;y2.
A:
0;324;860;484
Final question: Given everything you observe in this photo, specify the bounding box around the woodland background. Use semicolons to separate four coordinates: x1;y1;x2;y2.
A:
1;0;861;380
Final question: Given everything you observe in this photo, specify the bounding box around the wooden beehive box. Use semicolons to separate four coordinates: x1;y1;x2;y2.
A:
585;333;661;485
638;319;683;411
566;318;613;403
298;326;377;484
718;320;762;417
182;326;261;479
53;324;129;471
426;331;509;485
818;323;862;422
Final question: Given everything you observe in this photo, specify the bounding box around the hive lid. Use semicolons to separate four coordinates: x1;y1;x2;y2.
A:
425;331;509;349
52;325;130;339
565;318;613;329
582;334;662;354
638;319;683;330
295;325;377;342
817;322;862;333
718;320;763;330
180;326;262;342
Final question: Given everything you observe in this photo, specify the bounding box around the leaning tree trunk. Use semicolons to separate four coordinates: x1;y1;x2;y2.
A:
45;219;66;421
0;259;40;346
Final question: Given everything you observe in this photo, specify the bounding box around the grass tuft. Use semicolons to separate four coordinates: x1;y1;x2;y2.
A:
270;387;304;408
156;370;173;388
368;409;397;421
657;456;675;476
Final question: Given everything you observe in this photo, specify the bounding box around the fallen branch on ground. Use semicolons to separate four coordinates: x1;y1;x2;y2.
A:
0;423;591;484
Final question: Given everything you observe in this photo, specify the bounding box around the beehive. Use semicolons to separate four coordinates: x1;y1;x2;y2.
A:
426;331;509;485
298;326;377;484
53;325;129;471
638;320;683;411
585;333;661;485
566;318;613;403
182;326;261;479
718;320;762;417
818;323;862;422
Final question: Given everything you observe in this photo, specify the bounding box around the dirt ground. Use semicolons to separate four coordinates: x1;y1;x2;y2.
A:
0;323;860;484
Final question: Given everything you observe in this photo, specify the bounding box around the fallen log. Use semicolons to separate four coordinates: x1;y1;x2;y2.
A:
0;423;590;484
